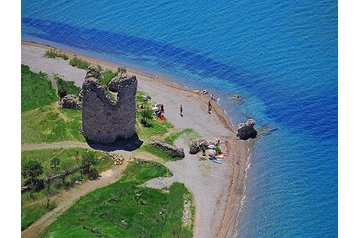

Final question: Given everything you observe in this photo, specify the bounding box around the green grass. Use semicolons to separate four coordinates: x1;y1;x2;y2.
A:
165;128;200;145
136;118;174;141
69;57;90;69
40;160;193;238
22;202;56;231
21;65;58;112
135;91;152;107
21;105;84;144
99;70;118;85
55;75;81;95
44;49;69;60
21;148;113;230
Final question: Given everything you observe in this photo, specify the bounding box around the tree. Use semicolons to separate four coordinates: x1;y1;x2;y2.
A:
140;109;154;127
50;157;61;169
22;160;44;185
81;150;97;174
88;167;99;180
117;67;127;77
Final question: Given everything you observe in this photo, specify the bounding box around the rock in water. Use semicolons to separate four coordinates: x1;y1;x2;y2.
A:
236;119;257;140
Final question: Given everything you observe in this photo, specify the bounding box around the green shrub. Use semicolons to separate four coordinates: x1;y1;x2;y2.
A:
55;75;81;96
99;70;118;85
44;49;69;60
69;57;90;69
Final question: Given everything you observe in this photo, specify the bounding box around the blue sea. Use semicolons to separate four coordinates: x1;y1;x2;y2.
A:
21;0;337;237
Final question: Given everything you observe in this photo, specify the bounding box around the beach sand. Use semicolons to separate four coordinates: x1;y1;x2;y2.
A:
21;41;252;238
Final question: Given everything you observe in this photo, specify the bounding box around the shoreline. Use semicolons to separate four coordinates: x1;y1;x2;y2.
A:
21;40;252;237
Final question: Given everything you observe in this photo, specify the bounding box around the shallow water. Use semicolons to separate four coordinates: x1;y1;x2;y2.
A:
22;0;337;237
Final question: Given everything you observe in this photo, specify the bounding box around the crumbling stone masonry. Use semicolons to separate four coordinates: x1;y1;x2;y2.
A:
81;76;138;144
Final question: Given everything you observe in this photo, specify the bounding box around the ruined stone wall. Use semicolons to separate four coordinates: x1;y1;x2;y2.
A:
81;76;137;144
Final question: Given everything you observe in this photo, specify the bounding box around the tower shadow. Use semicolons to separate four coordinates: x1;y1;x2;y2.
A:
86;133;143;152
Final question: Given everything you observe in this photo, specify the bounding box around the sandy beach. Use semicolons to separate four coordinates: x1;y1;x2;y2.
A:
21;41;252;238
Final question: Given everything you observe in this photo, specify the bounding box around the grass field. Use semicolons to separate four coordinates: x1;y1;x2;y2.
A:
21;148;113;230
21;65;58;112
40;160;193;238
21;105;84;144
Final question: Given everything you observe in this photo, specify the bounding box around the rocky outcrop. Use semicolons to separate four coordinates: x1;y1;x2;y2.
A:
108;76;137;92
81;76;137;144
236;119;257;140
189;140;208;154
86;66;101;79
151;141;185;158
61;94;81;109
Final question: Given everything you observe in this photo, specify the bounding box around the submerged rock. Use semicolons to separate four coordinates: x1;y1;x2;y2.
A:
236;119;257;140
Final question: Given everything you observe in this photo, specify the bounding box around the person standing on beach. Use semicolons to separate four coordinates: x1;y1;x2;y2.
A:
180;104;183;117
208;101;212;114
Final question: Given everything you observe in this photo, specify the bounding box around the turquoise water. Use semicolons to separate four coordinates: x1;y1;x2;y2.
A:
22;0;337;237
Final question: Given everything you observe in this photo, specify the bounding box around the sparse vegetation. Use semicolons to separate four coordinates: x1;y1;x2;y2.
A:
21;65;58;112
69;57;90;69
40;160;193;238
99;70;118;85
44;49;69;60
55;75;81;96
165;128;200;145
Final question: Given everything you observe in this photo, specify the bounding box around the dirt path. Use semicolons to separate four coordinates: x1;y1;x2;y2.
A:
21;141;91;151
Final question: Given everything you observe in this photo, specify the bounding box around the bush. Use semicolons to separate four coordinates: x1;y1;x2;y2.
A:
139;109;154;127
55;75;81;96
88;168;99;180
69;57;90;69
44;49;69;60
99;70;118;85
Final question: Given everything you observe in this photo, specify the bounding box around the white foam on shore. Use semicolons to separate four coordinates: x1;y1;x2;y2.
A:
234;148;252;237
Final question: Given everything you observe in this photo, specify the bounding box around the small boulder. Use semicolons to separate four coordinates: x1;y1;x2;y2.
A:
61;94;81;109
189;140;208;154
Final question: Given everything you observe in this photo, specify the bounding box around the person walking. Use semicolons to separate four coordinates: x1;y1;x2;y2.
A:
208;101;212;114
180;104;183;117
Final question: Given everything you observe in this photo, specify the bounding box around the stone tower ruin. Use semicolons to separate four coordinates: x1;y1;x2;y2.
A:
81;75;137;144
